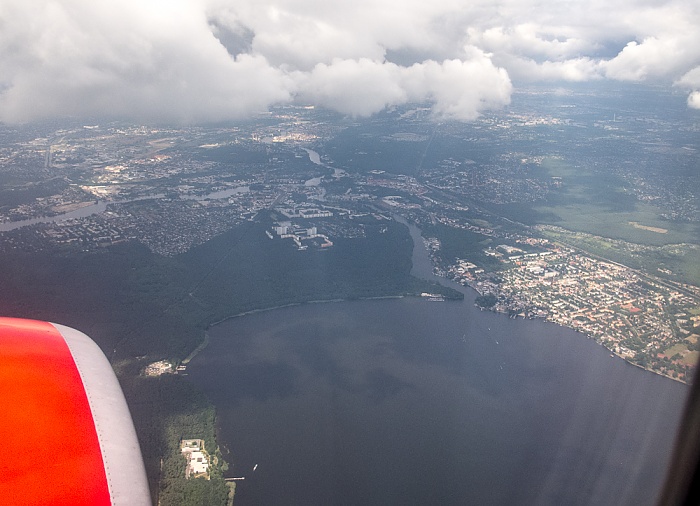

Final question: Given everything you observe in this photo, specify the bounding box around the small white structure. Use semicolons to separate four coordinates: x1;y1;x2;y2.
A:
143;360;172;376
188;451;209;475
181;439;210;478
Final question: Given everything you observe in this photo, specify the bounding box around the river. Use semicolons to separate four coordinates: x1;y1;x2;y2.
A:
185;186;250;201
0;186;248;232
185;219;688;505
304;147;347;179
304;148;322;166
0;200;110;232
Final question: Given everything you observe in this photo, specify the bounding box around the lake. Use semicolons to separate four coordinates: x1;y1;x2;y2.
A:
185;222;689;505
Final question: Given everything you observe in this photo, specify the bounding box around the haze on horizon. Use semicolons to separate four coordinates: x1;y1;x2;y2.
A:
1;0;699;124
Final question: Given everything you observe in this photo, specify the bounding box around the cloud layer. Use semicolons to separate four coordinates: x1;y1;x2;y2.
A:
1;0;699;123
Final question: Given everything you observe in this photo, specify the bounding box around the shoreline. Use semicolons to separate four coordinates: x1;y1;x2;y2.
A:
187;217;694;386
404;217;694;386
208;294;408;327
181;330;211;365
183;295;409;365
477;300;691;385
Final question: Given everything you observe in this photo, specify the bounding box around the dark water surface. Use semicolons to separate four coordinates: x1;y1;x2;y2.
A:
186;223;689;505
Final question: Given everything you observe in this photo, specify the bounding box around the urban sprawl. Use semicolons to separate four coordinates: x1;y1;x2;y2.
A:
1;102;698;383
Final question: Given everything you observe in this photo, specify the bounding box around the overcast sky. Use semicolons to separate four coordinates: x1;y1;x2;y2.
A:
1;0;699;124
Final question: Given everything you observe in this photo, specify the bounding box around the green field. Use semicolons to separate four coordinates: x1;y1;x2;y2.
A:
664;344;699;366
532;157;700;246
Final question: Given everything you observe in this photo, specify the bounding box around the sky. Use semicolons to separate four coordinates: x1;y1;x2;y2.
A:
0;0;699;124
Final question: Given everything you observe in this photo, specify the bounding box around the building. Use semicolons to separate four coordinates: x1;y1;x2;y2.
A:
181;439;210;478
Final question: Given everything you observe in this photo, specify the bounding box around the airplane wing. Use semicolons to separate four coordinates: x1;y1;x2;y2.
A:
0;317;150;505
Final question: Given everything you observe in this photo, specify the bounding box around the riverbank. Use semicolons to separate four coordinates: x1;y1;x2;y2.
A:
0;193;168;232
181;331;211;365
183;294;444;368
209;294;454;328
464;274;694;384
402;215;696;385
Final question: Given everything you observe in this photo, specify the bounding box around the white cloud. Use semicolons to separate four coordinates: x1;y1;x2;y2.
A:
472;25;598;61
674;66;700;110
1;0;699;123
676;66;700;89
0;0;293;123
493;56;603;82
406;55;513;121
688;92;700;110
294;59;407;117
294;52;512;121
602;36;700;81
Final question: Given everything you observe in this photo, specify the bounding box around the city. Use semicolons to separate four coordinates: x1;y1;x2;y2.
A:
1;94;699;387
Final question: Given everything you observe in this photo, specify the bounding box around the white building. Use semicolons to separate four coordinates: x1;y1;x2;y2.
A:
181;439;210;478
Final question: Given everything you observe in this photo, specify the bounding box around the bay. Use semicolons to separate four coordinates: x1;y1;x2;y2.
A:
186;221;689;505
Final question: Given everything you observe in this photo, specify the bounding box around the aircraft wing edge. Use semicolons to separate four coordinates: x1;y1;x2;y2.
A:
53;323;151;506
